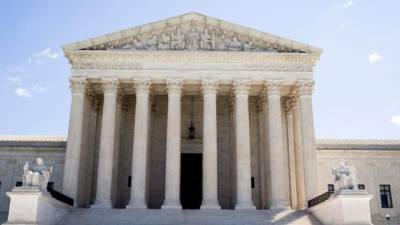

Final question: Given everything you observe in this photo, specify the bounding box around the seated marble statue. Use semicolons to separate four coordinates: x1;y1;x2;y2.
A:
332;159;359;191
22;158;53;191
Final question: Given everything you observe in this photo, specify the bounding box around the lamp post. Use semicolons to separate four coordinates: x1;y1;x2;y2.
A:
386;214;390;225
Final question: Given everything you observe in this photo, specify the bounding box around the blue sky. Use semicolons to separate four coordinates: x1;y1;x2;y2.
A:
0;0;399;138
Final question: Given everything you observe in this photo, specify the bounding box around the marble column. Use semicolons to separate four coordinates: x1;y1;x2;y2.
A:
93;78;120;208
162;79;183;209
127;79;151;209
233;79;256;210
266;80;288;209
296;81;318;203
285;98;298;209
63;77;88;205
293;99;306;209
200;79;221;209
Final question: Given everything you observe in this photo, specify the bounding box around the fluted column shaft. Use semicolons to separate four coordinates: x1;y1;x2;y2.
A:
266;81;288;209
200;79;221;209
63;77;88;205
162;79;183;209
93;78;119;208
285;99;298;209
127;79;151;208
293;101;306;209
297;81;318;202
233;80;256;210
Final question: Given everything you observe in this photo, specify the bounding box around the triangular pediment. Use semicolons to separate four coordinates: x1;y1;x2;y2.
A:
63;12;322;54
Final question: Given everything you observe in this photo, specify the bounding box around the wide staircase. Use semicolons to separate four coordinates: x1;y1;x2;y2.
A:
56;208;322;225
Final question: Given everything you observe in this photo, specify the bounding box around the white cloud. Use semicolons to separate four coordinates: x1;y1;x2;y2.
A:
15;88;32;98
6;75;23;83
339;24;346;29
343;0;354;8
391;115;400;126
34;48;60;59
29;48;61;64
369;53;381;63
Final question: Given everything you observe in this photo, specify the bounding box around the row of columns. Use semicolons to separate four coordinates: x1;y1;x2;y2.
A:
63;77;317;210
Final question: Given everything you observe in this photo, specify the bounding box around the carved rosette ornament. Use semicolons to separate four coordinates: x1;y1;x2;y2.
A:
265;80;282;96
232;79;251;96
295;80;314;96
134;78;151;95
69;77;88;94
201;79;218;95
166;79;184;95
101;78;120;94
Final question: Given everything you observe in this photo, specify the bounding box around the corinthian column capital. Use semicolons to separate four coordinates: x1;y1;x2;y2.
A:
201;79;218;95
295;80;315;96
232;79;251;96
265;80;282;96
166;79;184;95
69;77;88;94
101;77;120;94
134;78;151;94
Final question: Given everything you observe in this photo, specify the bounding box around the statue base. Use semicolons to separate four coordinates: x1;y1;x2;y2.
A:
3;186;72;225
308;189;373;225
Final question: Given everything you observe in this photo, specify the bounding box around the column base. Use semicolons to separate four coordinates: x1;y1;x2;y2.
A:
270;200;290;210
235;202;256;210
91;199;112;209
126;198;147;209
201;199;221;209
161;199;182;209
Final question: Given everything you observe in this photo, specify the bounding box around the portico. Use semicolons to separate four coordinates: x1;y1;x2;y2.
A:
61;12;321;210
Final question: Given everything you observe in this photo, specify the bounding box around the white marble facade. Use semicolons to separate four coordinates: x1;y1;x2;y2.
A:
59;12;322;210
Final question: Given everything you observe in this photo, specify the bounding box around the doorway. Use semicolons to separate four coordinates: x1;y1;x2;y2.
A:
180;153;202;209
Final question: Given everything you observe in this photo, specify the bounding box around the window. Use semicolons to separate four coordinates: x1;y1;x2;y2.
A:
328;184;335;192
251;177;255;189
15;181;22;187
358;184;365;190
380;185;393;208
128;176;131;188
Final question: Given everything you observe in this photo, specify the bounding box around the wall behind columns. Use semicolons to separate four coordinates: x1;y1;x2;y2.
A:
116;95;135;208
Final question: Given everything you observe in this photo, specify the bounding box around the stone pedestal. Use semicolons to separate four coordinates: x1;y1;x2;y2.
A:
309;190;373;225
3;187;72;225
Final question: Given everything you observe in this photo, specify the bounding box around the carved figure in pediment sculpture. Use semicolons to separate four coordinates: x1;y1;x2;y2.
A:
171;28;185;50
186;26;200;50
131;39;146;50
228;36;242;51
216;34;228;51
243;40;254;51
144;35;158;50
200;28;212;50
158;32;171;50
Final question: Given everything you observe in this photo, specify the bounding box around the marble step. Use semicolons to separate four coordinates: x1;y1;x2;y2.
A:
57;208;322;225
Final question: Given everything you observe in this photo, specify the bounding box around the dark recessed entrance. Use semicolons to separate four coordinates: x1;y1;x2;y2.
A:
180;153;202;209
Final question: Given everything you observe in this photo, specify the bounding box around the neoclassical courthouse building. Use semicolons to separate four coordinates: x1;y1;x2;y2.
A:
1;13;400;225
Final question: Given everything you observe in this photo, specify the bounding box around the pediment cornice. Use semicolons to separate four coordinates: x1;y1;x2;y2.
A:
63;12;322;59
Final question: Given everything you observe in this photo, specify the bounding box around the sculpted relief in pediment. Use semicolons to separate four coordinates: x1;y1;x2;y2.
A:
82;22;303;53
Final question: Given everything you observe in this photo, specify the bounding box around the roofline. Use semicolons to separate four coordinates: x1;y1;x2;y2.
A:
0;135;67;143
62;12;323;55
